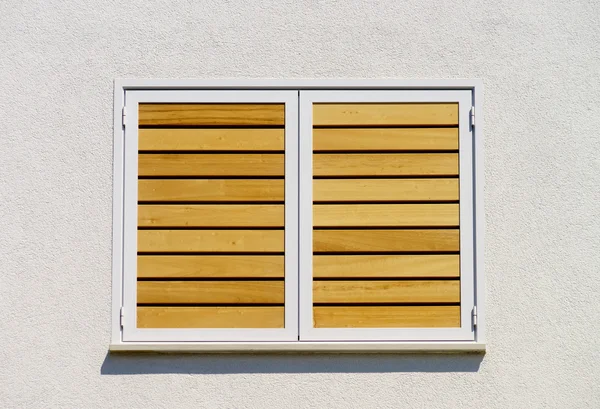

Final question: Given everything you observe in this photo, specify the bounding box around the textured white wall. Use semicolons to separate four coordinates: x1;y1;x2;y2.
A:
1;0;599;408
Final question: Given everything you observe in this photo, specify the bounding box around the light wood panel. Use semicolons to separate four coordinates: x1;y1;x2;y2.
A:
139;154;284;177
313;306;460;328
138;230;284;253
138;179;284;202
139;104;285;126
313;179;459;202
138;128;284;151
313;103;458;126
137;281;284;304
313;204;459;227
313;154;458;176
138;306;284;328
313;128;458;151
313;280;460;303
138;205;284;227
313;229;460;252
309;99;464;331
313;255;460;278
137;255;284;278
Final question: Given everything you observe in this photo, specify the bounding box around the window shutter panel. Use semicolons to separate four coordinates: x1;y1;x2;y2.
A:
135;102;286;329
305;96;472;338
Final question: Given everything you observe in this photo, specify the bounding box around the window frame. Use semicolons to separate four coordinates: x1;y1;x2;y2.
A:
111;79;485;352
299;90;474;342
120;90;299;342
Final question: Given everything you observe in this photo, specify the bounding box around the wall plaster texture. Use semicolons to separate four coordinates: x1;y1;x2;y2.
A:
1;1;599;408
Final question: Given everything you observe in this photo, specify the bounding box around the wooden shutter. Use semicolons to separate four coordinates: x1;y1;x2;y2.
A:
117;87;478;344
300;91;475;341
122;91;298;342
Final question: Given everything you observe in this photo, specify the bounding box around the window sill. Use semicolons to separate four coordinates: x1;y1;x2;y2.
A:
109;341;485;353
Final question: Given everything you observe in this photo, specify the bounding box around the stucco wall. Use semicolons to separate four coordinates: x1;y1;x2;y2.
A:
1;1;599;408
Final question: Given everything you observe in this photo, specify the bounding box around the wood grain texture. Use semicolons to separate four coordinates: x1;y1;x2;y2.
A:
138;230;284;253
313;255;460;278
139;104;284;126
313;280;460;303
313;306;460;328
139;154;284;177
313;128;458;151
313;204;459;227
137;255;284;278
137;281;284;304
313;179;459;202
138;179;284;202
138;128;284;151
138;205;284;227
313;154;458;176
313;103;458;126
137;306;284;328
313;229;460;252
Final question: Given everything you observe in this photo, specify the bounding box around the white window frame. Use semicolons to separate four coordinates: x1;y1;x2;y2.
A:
299;90;474;341
111;79;485;352
119;90;299;342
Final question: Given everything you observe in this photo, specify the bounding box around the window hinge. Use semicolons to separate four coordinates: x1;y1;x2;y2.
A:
122;107;127;128
470;106;475;128
472;306;478;328
120;307;125;328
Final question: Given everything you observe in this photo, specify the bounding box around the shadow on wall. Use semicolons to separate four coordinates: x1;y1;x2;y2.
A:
100;352;484;375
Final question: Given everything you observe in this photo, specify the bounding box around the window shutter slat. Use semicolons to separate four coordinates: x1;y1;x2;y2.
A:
139;103;285;126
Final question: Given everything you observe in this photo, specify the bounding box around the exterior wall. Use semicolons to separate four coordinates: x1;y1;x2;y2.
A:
1;0;598;407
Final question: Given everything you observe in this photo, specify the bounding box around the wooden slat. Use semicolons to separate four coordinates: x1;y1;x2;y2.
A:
138;230;284;253
313;128;458;151
138;128;284;151
313;280;460;303
139;154;284;177
313;230;459;252
138;281;284;304
138;306;284;328
313;179;459;202
137;255;284;278
139;104;284;126
313;255;460;278
313;306;460;328
138;179;284;202
313;103;458;126
313;154;458;176
314;204;459;227
138;205;284;227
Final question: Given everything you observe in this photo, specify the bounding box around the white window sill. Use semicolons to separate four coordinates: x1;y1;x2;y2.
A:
109;341;485;353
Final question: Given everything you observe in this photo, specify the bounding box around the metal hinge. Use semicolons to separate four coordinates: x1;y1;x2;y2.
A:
472;306;478;328
470;106;475;128
122;107;127;128
120;307;125;328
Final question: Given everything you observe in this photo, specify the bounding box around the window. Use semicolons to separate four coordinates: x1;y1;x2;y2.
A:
111;80;484;352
